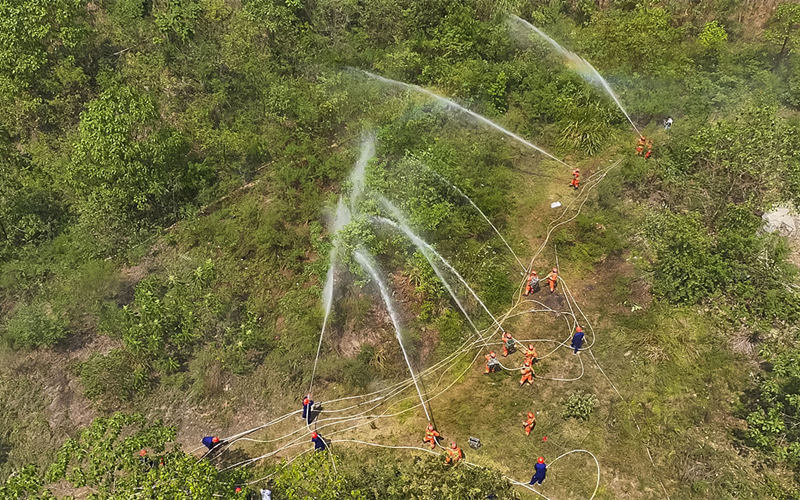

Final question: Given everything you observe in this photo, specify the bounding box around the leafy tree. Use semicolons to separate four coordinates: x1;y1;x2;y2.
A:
646;211;725;305
646;207;800;322
349;454;519;499
154;0;203;42
271;453;357;499
0;145;68;257
583;7;686;74
698;21;728;51
0;0;85;88
0;0;89;134
660;103;787;218
765;3;800;61
67;85;209;230
271;452;518;499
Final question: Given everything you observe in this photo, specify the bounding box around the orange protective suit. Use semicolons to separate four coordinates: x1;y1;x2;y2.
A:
524;344;538;365
523;412;536;436
424;424;440;449
485;352;499;374
546;269;558;293
519;364;534;386
524;271;539;296
445;443;463;464
570;169;580;189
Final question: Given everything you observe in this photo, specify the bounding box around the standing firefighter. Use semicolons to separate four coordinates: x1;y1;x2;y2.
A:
523;412;537;436
302;394;314;423
644;141;653;160
423;423;440;449
571;325;585;354
546;267;558;293
502;331;516;357
519;358;535;387
524;344;538;365
529;456;547;485
445;442;463;464
569;168;580;190
311;432;327;451
524;270;540;296
485;351;500;374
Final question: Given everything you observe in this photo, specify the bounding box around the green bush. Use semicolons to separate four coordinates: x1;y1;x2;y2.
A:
745;346;800;466
646;211;724;305
343;345;376;389
3;302;69;349
119;260;217;372
561;391;597;421
646;208;800;322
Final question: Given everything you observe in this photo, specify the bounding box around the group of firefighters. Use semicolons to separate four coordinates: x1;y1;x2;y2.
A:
192;161;622;490
193;260;587;491
422;420;547;485
484;328;585;378
523;266;558;295
636;135;653;159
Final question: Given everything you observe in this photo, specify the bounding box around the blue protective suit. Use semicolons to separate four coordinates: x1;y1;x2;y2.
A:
571;331;585;353
529;462;547;485
312;435;327;451
202;436;217;450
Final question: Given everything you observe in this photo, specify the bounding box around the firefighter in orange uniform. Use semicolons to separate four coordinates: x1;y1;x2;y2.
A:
519;358;535;386
546;267;558;293
423;423;440;449
523;412;537;436
502;331;516;357
569;168;580;190
445;442;463;464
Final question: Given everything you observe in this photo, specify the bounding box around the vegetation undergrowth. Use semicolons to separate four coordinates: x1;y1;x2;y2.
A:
1;0;799;498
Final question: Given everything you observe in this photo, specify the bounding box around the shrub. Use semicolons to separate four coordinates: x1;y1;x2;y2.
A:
698;21;728;51
745;346;800;465
561;391;597;421
646;211;724;305
343;345;375;389
3;302;69;349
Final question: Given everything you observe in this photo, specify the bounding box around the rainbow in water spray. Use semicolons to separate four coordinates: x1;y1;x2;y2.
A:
508;15;642;137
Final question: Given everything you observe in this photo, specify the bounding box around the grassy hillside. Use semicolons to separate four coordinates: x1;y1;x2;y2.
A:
2;0;800;498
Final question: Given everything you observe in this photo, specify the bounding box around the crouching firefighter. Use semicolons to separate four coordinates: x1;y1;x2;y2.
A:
524;270;540;296
445;442;463;465
423;423;440;449
519;358;535;386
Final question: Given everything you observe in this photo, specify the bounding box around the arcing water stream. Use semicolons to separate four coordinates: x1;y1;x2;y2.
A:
310;131;375;394
372;215;482;338
353;249;431;421
429;170;526;271
508;15;642;136
308;198;349;394
377;197;503;331
349;130;376;211
358;69;572;168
